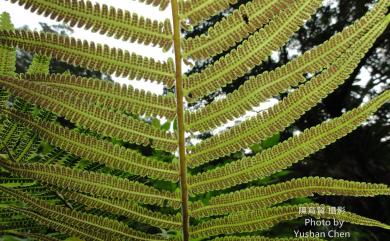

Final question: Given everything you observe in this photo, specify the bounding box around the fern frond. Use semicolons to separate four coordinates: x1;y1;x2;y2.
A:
10;206;169;241
0;217;37;230
187;16;388;166
4;109;179;181
179;0;237;27
23;73;177;119
39;147;76;165
138;0;170;11
190;177;390;218
1;186;171;241
0;76;177;152
185;0;388;131
0;30;175;86
26;55;51;74
212;236;326;241
0;193;58;203
0;108;40;163
0;213;29;221
0;119;23;151
0;12;14;31
9;0;173;50
0;157;181;208
2;1;389;239
14;186;55;198
0;176;35;188
188;89;390;194
183;0;323;101
0;12;16;77
183;0;292;59
2;230;61;241
1;227;49;235
11;130;39;162
190;204;390;238
0;211;46;232
0;88;8;106
0;209;18;217
63;191;181;230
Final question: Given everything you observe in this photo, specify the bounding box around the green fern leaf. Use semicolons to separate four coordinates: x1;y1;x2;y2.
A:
183;0;323;101
1;231;61;241
0;13;15;77
0;217;37;231
0;157;181;208
0;176;35;188
190;204;390;238
183;0;298;59
1;186;171;241
0;76;177;152
0;119;24;152
187;15;389;166
62;191;181;230
179;0;238;27
185;0;388;131
9;0;173;50
22;73;177;119
11;131;39;162
138;0;170;10
26;55;51;75
3;109;179;181
190;177;390;218
1;0;390;240
0;12;15;106
188;89;390;194
0;30;175;86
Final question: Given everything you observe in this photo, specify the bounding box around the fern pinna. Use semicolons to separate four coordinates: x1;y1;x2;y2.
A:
0;0;389;240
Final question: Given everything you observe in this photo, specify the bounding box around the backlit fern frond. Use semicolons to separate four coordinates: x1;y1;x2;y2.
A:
1;0;390;240
0;30;175;86
63;191;181;229
185;0;388;131
9;0;173;50
138;0;170;10
0;157;181;208
26;55;51;75
179;0;237;27
4;109;179;181
1;186;173;241
183;0;323;101
0;76;177;152
190;177;390;218
1;231;61;241
0;12;14;31
0;119;28;152
1;226;49;236
22;73;177;119
188;89;390;194
187;15;388;165
5;207;105;241
10;205;168;241
0;217;37;231
0;176;35;188
190;204;390;238
0;89;8;106
0;13;15;77
182;0;294;59
11;130;39;162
